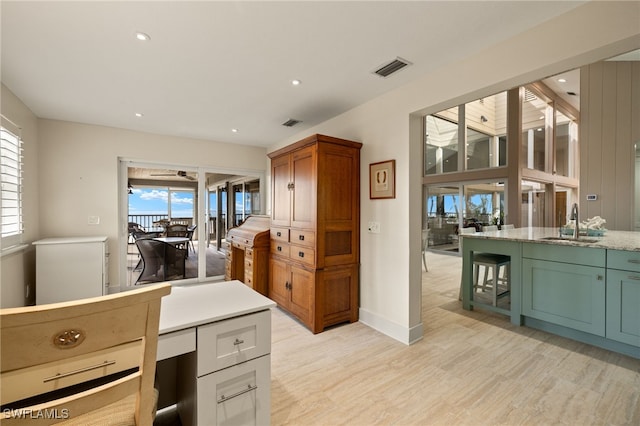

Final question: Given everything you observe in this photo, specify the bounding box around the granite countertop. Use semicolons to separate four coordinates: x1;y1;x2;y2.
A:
462;227;640;252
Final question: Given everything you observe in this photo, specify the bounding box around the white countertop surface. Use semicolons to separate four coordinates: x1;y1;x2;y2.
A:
159;280;276;334
462;227;640;252
33;236;108;245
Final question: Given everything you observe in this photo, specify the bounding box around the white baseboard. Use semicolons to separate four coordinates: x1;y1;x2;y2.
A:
359;308;424;345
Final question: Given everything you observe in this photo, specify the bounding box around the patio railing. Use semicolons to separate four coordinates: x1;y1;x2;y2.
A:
128;214;217;240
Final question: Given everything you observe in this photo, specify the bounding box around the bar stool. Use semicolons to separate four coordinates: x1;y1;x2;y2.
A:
472;253;510;306
472;224;512;306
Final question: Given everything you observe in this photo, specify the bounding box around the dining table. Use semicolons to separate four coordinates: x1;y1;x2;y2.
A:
153;236;190;256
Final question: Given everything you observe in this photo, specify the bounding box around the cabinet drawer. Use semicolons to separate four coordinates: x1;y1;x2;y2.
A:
157;328;196;361
229;234;253;247
244;269;255;288
607;250;640;272
197;355;270;426
271;242;290;258
290;230;315;247
270;227;289;243
245;256;253;270
197;310;271;376
291;245;315;267
523;243;605;267
233;240;249;249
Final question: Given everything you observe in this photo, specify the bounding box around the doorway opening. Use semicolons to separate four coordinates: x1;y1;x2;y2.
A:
120;161;264;288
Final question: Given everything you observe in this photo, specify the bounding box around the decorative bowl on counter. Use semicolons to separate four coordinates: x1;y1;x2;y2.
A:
560;227;606;237
587;228;606;237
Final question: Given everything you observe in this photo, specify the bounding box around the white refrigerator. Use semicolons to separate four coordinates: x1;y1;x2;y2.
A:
33;236;109;304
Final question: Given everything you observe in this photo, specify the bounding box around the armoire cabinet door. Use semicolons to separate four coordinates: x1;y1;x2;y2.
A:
268;257;290;308
271;154;292;227
288;265;314;326
290;146;316;229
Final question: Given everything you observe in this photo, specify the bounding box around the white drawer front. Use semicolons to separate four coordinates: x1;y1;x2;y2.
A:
197;310;271;376
197;355;271;426
157;328;196;361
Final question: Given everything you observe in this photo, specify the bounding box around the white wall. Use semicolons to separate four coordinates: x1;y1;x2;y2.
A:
35;119;268;292
1;85;40;307
268;1;640;344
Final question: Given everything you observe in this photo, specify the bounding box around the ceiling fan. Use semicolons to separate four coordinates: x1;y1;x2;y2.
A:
150;170;196;181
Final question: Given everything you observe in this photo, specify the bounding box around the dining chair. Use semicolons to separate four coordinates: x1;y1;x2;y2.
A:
186;224;197;254
1;282;171;425
165;224;188;238
135;239;187;284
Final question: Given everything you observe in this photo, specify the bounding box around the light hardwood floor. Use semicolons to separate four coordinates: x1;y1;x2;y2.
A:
271;251;640;426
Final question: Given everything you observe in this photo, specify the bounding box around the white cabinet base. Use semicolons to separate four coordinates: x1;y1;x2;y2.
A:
34;236;109;304
198;355;271;426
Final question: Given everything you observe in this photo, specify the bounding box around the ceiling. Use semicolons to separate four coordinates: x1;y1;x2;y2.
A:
1;1;587;148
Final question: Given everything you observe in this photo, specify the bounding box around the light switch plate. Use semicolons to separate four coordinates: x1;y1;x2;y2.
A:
88;215;100;225
368;221;380;234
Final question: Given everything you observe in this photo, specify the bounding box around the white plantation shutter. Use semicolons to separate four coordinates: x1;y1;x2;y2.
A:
1;118;23;248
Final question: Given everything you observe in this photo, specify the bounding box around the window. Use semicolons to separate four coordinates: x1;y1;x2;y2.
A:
425;115;459;175
425;92;508;175
1;123;23;248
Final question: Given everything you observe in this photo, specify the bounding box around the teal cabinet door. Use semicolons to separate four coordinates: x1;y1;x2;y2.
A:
606;269;640;346
522;259;606;336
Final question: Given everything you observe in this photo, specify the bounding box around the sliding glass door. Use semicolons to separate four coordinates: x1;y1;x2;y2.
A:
119;160;264;288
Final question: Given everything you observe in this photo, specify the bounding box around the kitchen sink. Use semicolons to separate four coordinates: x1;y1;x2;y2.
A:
539;237;600;243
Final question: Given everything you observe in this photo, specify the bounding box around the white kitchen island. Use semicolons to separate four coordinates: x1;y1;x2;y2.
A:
157;280;276;426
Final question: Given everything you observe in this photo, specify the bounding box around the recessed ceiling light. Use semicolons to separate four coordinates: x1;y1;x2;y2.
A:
231;128;238;133
135;112;143;118
558;78;567;83
291;79;301;86
135;32;150;41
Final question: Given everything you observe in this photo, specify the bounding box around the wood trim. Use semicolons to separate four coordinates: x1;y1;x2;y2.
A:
268;134;362;159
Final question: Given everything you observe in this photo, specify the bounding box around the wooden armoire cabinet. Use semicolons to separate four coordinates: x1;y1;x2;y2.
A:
268;134;362;333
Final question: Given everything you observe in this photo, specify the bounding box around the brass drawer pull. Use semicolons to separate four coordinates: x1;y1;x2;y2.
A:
299;251;304;258
218;384;257;404
277;246;282;252
277;231;282;237
299;235;305;241
628;259;640;264
627;275;640;281
44;360;116;383
233;338;245;346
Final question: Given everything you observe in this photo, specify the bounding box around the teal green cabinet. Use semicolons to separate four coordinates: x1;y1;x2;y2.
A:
522;258;606;336
606;252;640;346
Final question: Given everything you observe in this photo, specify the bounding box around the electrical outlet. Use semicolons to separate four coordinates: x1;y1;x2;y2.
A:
368;221;380;234
88;215;100;225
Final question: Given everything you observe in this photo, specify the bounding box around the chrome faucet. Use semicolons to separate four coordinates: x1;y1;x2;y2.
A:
570;203;579;239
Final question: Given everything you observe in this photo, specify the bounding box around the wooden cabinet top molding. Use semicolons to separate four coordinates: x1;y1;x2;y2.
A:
268;134;362;159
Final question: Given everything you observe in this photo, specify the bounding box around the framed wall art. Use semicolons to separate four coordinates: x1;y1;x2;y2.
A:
369;159;395;199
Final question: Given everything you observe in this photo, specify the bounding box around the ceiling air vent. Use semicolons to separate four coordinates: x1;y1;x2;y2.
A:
373;57;411;78
282;118;301;127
